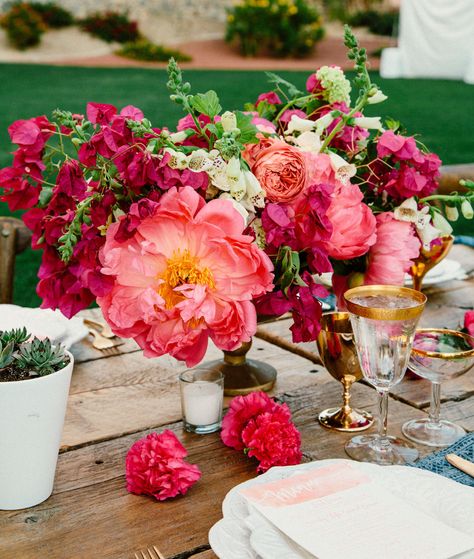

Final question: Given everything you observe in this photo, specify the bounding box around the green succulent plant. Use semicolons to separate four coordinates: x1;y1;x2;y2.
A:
0;327;31;347
0;340;15;369
16;337;68;376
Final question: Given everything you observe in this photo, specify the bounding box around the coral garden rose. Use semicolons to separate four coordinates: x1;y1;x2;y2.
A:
250;138;309;203
323;181;377;260
125;431;201;501
97;186;274;367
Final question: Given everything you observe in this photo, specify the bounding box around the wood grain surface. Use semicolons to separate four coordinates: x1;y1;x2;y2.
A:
0;244;472;559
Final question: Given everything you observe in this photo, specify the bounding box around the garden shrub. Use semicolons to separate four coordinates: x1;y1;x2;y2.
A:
117;39;191;63
348;9;398;36
226;0;325;58
1;2;46;49
29;2;74;28
80;11;140;44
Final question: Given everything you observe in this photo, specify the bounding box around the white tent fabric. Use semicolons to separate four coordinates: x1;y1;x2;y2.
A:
380;0;474;83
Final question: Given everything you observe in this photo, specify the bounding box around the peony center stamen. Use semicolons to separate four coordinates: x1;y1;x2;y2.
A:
158;249;215;309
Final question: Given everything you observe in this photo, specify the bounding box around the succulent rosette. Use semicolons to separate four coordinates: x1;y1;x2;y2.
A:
0;26;473;367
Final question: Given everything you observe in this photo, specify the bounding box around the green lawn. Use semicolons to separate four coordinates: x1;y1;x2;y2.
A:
0;63;473;307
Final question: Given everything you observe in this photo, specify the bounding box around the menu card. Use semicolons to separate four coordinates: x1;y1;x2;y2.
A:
241;462;474;559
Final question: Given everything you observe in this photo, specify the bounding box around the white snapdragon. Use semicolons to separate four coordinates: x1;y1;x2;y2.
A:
445;205;459;221
314;112;335;136
168;131;188;144
394;198;441;250
164;148;188;170
393;197;420;223
286;115;317;135
243;171;265;209
328;152;356;183
290;130;322;152
432;212;453;236
367;88;388;105
461;199;474;219
221;111;238;133
353;116;384;131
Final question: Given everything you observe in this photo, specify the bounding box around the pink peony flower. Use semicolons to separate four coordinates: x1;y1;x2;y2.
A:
364;212;420;285
221;391;284;450
242;411;302;473
256;91;282;106
251;138;309;203
323;181;377;260
125;431;201;501
97;186;274;366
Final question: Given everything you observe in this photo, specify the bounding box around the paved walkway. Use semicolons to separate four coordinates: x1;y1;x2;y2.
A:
38;36;394;71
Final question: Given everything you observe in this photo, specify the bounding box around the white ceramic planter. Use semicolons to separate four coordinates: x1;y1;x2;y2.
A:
0;351;74;510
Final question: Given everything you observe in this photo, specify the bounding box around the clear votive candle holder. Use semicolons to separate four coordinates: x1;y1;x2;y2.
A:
179;368;224;434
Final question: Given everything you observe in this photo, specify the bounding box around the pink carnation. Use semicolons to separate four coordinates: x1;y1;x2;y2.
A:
323;181;377;260
221;391;283;450
125;431;201;501
364;212;421;285
463;311;474;337
242;412;302;473
98;186;274;367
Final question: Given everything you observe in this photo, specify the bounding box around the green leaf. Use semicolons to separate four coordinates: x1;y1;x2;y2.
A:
190;90;222;118
234;111;259;144
265;72;303;98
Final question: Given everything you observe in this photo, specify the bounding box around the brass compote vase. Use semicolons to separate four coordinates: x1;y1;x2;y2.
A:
316;312;374;432
410;235;454;291
205;339;277;396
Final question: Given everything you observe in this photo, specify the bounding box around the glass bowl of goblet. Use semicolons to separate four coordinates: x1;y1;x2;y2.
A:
344;285;427;465
316;312;374;432
402;329;474;447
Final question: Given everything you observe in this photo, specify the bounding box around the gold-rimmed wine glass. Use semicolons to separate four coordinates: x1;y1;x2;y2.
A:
402;328;474;447
316;312;374;432
343;285;427;465
410;235;454;291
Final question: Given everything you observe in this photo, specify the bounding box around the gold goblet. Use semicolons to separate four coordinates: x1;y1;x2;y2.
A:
410;235;454;291
316;312;374;432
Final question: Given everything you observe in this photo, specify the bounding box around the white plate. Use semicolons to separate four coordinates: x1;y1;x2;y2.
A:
209;459;474;559
0;304;88;348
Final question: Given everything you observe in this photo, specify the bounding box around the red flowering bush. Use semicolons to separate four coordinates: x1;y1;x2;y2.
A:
125;431;201;501
221;392;302;473
80;11;139;44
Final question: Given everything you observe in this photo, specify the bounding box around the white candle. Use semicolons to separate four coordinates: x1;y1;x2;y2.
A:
182;380;223;426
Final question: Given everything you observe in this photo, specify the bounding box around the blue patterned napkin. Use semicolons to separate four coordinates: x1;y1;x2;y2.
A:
411;433;474;487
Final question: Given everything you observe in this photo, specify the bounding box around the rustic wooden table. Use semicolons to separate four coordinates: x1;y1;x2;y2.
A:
1;245;473;559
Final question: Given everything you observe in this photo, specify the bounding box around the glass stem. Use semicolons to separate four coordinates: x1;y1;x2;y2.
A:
376;390;391;449
429;382;442;426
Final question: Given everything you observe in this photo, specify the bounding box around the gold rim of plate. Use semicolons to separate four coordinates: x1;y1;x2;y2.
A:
344;285;427;320
411;328;474;360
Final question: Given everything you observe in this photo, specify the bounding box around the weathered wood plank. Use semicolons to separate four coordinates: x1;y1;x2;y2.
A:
0;383;429;559
61;337;329;450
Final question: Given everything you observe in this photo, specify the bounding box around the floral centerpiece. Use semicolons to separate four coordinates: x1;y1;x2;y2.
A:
1;27;473;368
